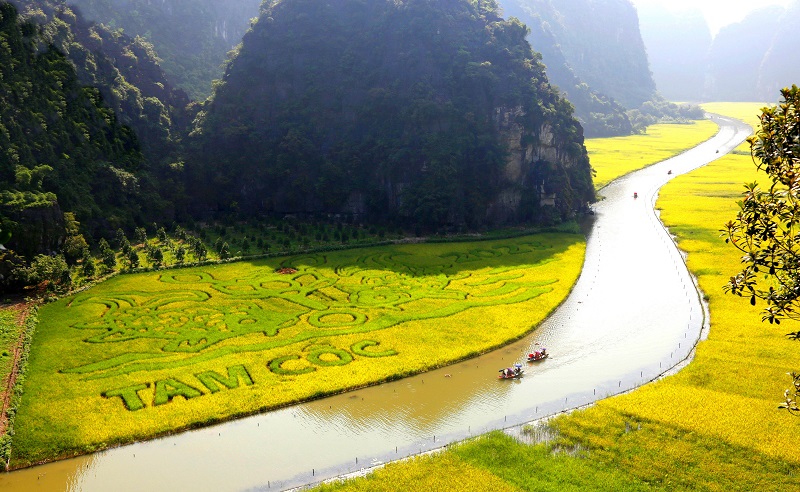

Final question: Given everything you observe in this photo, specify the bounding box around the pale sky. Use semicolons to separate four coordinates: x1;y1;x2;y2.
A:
630;0;793;36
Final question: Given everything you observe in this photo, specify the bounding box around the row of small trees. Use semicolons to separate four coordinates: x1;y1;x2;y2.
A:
11;223;214;296
8;217;402;297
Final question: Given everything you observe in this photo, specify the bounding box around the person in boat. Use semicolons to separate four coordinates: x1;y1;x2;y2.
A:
530;348;546;360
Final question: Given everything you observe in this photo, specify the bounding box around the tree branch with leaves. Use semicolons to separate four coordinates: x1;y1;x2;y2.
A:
723;85;800;415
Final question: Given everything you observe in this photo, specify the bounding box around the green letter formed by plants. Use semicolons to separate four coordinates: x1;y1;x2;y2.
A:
103;383;150;411
196;365;254;393
269;355;316;375
153;378;203;406
351;340;397;358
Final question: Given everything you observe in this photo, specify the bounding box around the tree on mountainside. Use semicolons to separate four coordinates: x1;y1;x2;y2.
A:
723;86;800;415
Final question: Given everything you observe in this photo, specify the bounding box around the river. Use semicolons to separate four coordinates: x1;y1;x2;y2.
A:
0;114;752;491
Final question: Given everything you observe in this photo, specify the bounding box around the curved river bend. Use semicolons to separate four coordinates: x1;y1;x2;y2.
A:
0;115;752;491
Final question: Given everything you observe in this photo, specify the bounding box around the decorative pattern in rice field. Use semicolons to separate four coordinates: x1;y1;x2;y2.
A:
63;241;558;379
12;235;585;465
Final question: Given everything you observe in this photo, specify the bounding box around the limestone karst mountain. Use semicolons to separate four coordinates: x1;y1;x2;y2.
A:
191;0;595;229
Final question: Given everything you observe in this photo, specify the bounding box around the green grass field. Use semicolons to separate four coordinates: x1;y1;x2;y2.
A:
10;235;584;467
0;309;18;391
312;105;800;490
586;120;719;190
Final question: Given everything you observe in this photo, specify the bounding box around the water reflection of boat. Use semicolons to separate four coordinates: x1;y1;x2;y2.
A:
498;363;523;379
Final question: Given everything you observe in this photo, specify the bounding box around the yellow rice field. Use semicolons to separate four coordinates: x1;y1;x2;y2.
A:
600;101;800;462
310;104;800;489
586;120;719;190
12;235;585;467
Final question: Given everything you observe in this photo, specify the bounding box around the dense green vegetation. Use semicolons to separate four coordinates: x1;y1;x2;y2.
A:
0;0;191;291
4;0;793;482
191;0;594;230
0;0;200;257
0;0;602;295
9;234;585;467
67;0;262;101
0;2;144;260
10;0;193;168
516;0;655;110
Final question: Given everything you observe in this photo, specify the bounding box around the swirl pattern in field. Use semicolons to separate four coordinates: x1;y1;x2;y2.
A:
63;240;563;379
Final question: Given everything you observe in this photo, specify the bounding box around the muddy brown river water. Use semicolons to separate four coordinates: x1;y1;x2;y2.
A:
0;115;752;491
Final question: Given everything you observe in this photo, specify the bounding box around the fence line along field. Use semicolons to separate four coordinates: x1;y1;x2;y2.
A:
10;234;584;468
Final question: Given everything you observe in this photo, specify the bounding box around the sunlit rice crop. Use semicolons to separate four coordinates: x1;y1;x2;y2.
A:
600;102;799;462
308;106;800;490
586;120;718;190
11;234;584;467
315;451;519;492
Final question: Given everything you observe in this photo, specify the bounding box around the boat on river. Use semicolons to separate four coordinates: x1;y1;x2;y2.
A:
527;348;548;362
498;363;524;379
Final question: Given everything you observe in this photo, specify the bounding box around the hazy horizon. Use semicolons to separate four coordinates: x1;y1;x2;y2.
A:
630;0;793;36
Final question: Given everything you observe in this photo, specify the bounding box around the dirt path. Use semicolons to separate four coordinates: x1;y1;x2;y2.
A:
0;303;30;436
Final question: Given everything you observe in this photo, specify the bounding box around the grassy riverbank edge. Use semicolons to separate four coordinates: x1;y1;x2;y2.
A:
0;307;36;470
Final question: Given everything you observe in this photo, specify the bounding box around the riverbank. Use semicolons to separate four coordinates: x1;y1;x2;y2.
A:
586;119;718;189
309;106;800;490
0;113;744;490
8;235;586;469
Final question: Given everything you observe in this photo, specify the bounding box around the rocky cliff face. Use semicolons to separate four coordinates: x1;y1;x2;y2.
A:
191;0;594;229
499;0;654;135
491;107;590;224
637;5;711;102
